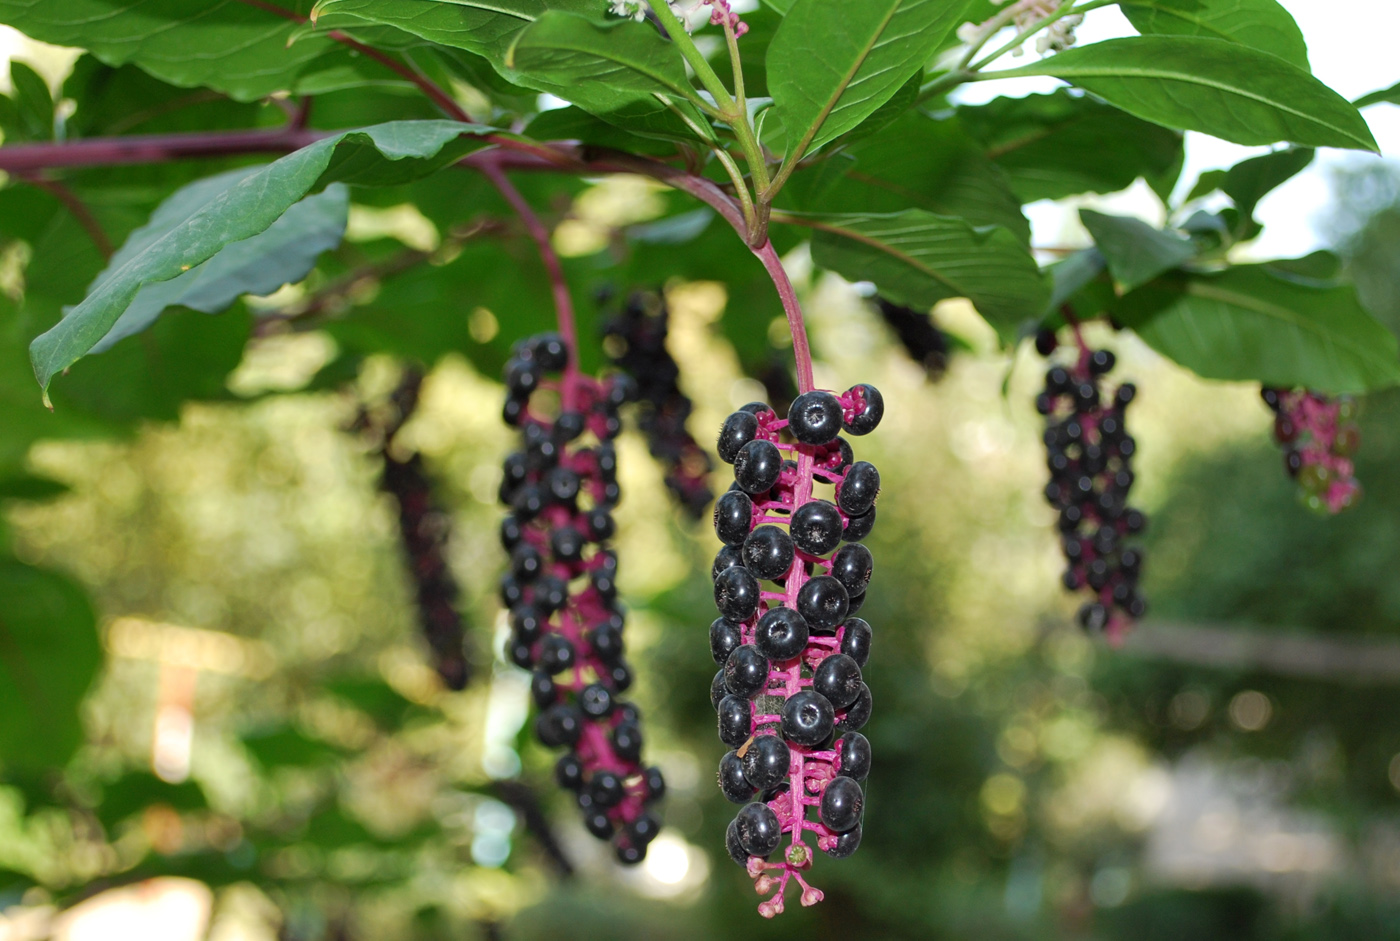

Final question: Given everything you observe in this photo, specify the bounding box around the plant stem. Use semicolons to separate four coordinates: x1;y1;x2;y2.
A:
969;0;1112;71
755;240;814;394
712;146;758;233
0;126;330;172
476;159;579;382
645;0;735;111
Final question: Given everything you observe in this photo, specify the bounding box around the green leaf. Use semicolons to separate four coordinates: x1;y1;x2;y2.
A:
1221;147;1313;231
1119;0;1309;71
242;727;346;768
1185;168;1228;203
310;0;595;62
90;171;349;351
0;558;101;773
1355;81;1400;109
93;771;207;830
0;0;411;102
1112;264;1400;393
839;72;922;145
990;37;1377;152
8;61;53;141
799;209;1049;339
28;120;492;398
1079;209;1196;292
783;110;1030;243
506;11;707;140
1046;248;1107;312
957;89;1184;203
767;0;974;159
0;473;69;502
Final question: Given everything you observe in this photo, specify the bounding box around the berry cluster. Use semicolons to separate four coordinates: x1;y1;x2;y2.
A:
497;332;665;864
365;370;472;691
876;298;950;379
602;289;714;518
708;386;883;917
1035;331;1146;640
1262;387;1362;514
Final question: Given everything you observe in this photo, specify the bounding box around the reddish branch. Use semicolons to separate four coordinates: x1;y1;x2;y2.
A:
18;174;113;259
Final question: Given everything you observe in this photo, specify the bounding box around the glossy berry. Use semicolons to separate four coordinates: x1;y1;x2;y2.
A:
724;644;770;698
824;824;862;859
843;507;877;542
813;654;863;710
712;544;745;582
539;635;576;674
613;722;643;762
719;750;757;803
842;384;884;436
733;439;783;494
837;462;880;517
797;576;850;631
714;565;762;622
742;525;795;580
790;500;844;556
829;543;874;597
589;621;625;663
782;689;836;747
755;607;809;662
1034;328;1058;356
590;770;625;808
579;683;614;718
741;734;791;790
787;391;844;445
837;732;871;782
718;411;760;464
555;752;585;790
710;617;744;664
714;490;754;547
735;801;783;856
819;776;864;832
536;704;582;748
711;669;728;710
835;683;872;734
725;819;749;865
840;617;873;667
718;694;754;748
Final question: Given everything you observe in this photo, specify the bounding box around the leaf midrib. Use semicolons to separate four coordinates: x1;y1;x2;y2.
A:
995;54;1372;150
787;2;899;162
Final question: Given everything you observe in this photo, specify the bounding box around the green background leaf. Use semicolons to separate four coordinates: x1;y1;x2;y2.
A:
0;558;101;774
1079;208;1196;292
767;0;973;158
1119;0;1310;71
991;36;1377;152
1113;264;1400;393
800;209;1048;338
28;120;492;396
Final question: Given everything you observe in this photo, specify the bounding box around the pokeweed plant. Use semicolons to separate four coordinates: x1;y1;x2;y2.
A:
1;0;1399;919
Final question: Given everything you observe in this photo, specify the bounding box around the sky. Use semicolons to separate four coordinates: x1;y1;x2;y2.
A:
2;2;1398;259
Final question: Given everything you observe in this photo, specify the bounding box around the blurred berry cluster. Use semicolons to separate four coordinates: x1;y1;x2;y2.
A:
1263;387;1362;514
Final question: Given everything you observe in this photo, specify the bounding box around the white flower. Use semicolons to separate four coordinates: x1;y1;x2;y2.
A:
608;0;647;21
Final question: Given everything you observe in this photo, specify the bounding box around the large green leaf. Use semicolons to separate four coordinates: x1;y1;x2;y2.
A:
798;209;1049;338
28;120;492;398
957;90;1184;203
7;61;53;142
1118;0;1309;71
0;558;101;774
90;170;349;351
505;11;706;140
310;0;593;60
0;0;410;101
990;37;1377;151
783;110;1030;242
1112;263;1400;393
766;0;973;159
1079;209;1195;292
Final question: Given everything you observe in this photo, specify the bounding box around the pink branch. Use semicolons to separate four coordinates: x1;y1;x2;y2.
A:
476;158;580;384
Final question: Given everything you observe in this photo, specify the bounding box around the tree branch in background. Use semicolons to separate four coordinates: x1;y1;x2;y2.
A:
1119;621;1400;684
18;174;113;259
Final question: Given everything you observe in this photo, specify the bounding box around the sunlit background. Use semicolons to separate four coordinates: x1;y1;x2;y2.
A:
3;2;1400;939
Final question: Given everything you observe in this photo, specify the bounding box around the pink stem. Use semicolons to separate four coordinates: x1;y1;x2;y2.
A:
476;159;581;400
755;240;815;395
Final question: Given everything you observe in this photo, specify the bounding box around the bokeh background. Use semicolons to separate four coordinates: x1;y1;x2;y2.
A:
4;1;1400;939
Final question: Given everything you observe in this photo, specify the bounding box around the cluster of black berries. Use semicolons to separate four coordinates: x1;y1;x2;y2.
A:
602;289;714;518
877;298;950;379
498;332;664;864
1035;330;1146;637
368;370;472;691
708;385;883;916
